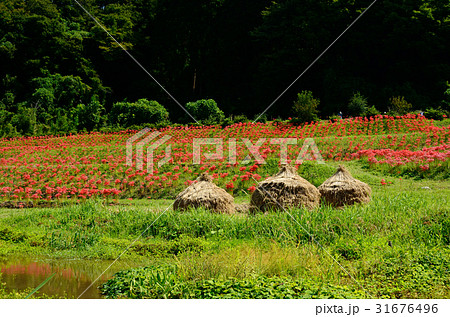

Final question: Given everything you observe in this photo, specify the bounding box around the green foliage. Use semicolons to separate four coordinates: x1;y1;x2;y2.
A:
100;267;364;299
259;157;282;176
10;104;35;135
365;105;380;117
31;73;96;111
0;92;16;111
296;161;336;187
390;96;412;115
348;92;368;117
444;87;450;110
72;99;105;131
0;0;450;133
2;162;450;298
100;266;191;299
412;210;450;245
360;154;450;180
109;99;170;128
333;238;362;260
0;227;28;242
328;114;341;121
291;91;320;124
221;114;249;127
423;108;447;121
48;108;75;134
194;276;363;299
184;99;224;124
253;113;268;123
364;247;450;298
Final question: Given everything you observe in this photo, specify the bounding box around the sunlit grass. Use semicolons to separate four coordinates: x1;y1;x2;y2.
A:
0;162;448;298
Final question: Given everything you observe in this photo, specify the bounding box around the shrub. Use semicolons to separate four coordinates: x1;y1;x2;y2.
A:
221;117;233;127
221;114;249;127
233;114;249;123
328;114;341;121
390;96;412;115
51;109;73;133
253;113;268;123
272;117;285;124
443;86;450;111
10;105;34;135
72;99;105;131
0;122;17;138
109;99;169;128
291;90;319;124
423;108;447;121
365;105;380;117
184;99;224;124
347;92;368;117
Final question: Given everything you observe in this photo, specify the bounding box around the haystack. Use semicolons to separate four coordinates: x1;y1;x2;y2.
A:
174;173;235;214
318;165;371;207
250;164;320;212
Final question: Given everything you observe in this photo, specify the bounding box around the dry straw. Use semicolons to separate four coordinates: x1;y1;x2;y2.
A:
318;165;371;207
174;173;235;214
250;164;320;212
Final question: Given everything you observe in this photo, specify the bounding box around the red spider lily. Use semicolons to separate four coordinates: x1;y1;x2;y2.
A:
0;115;447;202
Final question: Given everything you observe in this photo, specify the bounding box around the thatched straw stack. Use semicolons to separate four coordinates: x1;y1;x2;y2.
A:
174;173;235;214
318;165;371;207
250;164;320;212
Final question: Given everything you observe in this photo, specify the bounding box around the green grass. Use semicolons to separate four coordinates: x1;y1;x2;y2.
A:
432;118;450;127
0;162;449;298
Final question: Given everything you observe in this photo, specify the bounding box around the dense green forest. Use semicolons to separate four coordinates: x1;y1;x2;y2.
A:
0;0;449;136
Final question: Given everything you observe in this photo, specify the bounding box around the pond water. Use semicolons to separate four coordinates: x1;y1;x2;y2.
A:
0;257;139;298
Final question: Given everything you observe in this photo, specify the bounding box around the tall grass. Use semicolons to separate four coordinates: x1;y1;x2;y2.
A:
1;186;448;251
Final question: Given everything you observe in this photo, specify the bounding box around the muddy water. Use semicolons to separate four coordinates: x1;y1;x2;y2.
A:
0;257;139;298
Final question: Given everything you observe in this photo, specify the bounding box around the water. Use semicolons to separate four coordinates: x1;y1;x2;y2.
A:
0;257;140;298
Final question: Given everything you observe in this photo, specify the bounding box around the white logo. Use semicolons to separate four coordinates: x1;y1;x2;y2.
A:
126;128;172;174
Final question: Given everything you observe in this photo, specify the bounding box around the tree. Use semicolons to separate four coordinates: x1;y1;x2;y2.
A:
184;99;225;124
291;90;320;123
109;99;169;128
72;99;105;131
348;92;368;117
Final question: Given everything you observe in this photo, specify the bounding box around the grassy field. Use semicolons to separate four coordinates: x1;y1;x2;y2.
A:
1;161;449;298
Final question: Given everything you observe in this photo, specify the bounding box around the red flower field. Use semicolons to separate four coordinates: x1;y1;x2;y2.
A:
1;114;449;204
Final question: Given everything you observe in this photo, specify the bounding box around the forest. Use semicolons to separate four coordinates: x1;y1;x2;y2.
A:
0;0;449;135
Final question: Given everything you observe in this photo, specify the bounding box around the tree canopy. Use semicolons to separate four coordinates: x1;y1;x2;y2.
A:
0;0;449;135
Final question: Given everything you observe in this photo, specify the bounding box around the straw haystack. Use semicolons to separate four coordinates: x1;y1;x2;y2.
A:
235;203;250;213
174;173;235;214
250;164;320;212
318;165;371;207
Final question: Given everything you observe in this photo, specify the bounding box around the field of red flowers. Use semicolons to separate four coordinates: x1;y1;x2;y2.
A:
1;114;449;204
